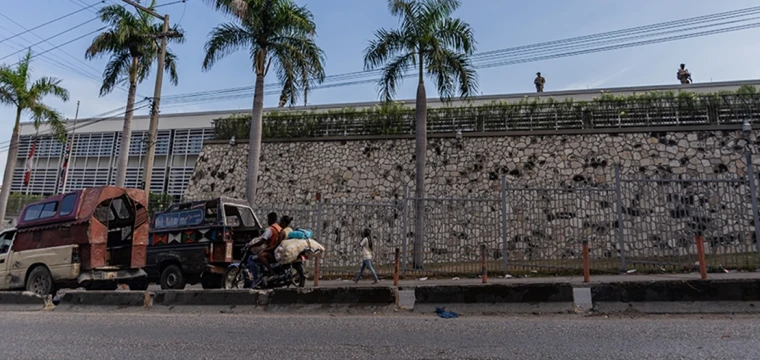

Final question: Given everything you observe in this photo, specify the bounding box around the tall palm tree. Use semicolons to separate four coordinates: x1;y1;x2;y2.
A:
203;0;325;206
86;0;183;187
0;50;69;223
364;0;478;267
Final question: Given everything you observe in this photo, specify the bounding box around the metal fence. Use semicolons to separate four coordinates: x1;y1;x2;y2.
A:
255;165;760;279
214;93;760;140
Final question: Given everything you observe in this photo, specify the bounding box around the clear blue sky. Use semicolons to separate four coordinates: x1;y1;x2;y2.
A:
1;0;759;175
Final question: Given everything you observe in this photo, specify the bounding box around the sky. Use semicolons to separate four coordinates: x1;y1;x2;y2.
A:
0;0;759;177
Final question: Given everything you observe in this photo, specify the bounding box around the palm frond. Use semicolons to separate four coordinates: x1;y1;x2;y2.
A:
364;28;410;71
163;50;179;86
28;76;70;103
426;47;477;100
99;50;132;96
28;103;67;142
202;22;252;70
378;52;416;102
434;17;475;54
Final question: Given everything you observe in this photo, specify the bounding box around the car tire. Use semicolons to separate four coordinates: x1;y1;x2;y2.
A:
26;266;54;296
160;265;186;290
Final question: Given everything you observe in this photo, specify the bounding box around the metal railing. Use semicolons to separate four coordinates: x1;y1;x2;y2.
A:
255;165;760;278
215;93;760;140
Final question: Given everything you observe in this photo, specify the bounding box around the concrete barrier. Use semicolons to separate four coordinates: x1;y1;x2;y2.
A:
55;291;148;311
270;286;395;305
591;279;760;302
152;289;267;312
408;283;575;314
0;291;49;311
591;279;760;314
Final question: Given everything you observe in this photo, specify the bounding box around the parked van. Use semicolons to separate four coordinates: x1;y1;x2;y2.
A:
146;197;263;289
0;186;149;296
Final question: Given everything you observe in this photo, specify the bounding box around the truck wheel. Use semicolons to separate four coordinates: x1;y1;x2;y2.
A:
160;265;186;290
26;266;54;296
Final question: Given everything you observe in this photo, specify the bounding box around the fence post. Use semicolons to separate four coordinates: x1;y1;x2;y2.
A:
313;255;320;287
315;196;323;242
745;152;760;264
480;244;487;284
393;248;400;286
582;240;590;283
695;235;708;280
501;176;509;274
614;164;628;272
401;184;409;277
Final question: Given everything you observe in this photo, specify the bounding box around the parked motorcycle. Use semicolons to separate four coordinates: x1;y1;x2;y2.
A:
223;245;318;289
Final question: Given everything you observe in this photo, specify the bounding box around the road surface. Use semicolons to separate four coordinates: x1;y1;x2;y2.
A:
2;312;759;359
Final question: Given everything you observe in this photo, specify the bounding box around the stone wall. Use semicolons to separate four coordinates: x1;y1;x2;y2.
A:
187;128;760;203
185;128;760;271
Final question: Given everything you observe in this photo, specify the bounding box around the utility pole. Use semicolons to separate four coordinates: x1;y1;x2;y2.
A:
121;0;178;194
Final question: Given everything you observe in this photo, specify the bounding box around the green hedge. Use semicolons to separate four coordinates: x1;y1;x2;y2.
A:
214;85;760;140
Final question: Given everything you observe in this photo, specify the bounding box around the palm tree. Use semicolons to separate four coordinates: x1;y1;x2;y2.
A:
364;0;478;267
0;50;69;223
85;0;183;187
202;0;325;206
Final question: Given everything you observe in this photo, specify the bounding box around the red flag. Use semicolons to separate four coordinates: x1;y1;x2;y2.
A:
23;138;36;187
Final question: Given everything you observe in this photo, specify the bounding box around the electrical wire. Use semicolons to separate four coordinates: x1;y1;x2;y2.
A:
6;27;107;68
0;17;101;62
0;2;101;45
158;20;760;106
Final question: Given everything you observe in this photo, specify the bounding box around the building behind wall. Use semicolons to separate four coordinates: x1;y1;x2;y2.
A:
12;79;760;199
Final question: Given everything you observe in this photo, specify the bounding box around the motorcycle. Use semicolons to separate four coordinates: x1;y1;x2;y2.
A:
223;245;318;289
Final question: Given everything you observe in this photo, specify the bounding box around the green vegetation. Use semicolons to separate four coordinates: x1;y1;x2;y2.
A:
214;85;760;140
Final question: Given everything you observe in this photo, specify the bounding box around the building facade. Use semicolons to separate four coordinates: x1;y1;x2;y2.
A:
13;79;760;199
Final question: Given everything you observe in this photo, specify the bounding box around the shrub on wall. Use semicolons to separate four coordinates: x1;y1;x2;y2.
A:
213;87;760;140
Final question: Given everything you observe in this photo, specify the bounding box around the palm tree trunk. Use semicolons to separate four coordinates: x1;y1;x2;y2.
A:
0;108;24;225
413;54;427;269
246;72;266;206
114;57;139;188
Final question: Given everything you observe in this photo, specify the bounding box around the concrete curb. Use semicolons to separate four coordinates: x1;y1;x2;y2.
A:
9;279;760;315
270;287;395;305
0;291;50;311
55;291;148;311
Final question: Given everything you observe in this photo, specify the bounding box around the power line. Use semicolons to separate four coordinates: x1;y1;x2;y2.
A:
0;16;100;62
0;13;140;97
155;0;188;8
159;18;760;106
7;27;107;68
0;2;101;45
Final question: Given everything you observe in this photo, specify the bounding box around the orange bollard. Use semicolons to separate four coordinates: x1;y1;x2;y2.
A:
393;248;400;286
582;240;590;283
481;244;487;284
696;235;708;280
313;255;320;287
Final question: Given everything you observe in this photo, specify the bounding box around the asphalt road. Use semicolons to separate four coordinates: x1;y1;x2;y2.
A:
2;312;759;359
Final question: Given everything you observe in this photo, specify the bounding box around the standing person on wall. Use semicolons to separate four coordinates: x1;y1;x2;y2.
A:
354;228;379;284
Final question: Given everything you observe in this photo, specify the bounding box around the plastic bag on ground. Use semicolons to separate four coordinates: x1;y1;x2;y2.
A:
275;239;325;264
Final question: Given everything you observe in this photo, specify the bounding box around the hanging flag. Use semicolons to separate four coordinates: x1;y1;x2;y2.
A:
23;137;37;187
58;142;71;192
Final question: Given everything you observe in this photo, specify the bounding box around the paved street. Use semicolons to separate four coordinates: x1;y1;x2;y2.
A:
2;312;759;359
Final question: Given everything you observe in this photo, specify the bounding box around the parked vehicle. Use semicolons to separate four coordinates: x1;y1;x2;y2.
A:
0;187;149;296
222;244;317;289
146;197;263;289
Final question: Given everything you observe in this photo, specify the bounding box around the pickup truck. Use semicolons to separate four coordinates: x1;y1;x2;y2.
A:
0;186;149;295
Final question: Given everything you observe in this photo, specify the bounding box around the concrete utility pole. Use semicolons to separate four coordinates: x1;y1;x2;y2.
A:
121;0;179;194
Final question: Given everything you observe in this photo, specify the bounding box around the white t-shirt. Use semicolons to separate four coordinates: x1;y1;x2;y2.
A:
360;237;372;260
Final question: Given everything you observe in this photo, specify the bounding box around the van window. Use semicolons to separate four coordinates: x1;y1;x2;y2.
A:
40;202;58;218
23;204;44;221
59;194;77;216
0;231;13;254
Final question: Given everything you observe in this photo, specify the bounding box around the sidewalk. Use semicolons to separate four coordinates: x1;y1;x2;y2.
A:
309;271;760;288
